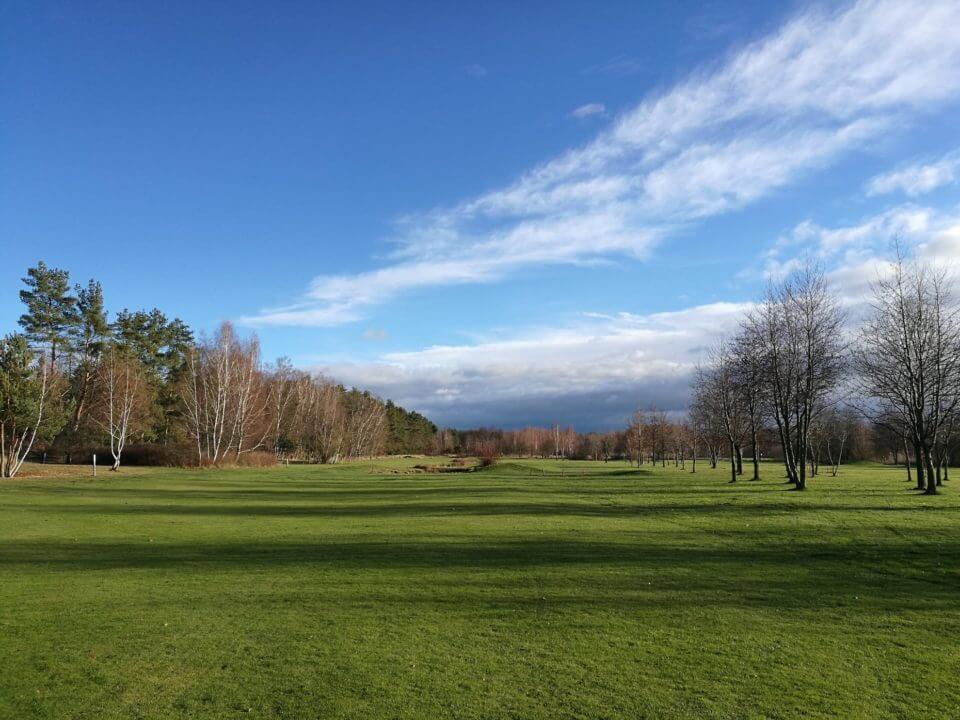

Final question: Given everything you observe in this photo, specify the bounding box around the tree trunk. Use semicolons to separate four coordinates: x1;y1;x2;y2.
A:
796;443;807;490
830;436;845;477
924;449;937;495
903;438;912;484
728;441;737;483
913;439;925;490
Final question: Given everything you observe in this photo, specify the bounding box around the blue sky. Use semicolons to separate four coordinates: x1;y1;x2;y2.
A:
3;0;960;429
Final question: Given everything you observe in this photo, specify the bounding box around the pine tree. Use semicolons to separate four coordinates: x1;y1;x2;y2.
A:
18;262;78;370
68;280;110;435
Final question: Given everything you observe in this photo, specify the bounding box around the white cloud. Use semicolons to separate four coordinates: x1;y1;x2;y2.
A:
822;217;960;312
316;206;960;428
316;302;750;428
921;220;960;259
464;63;487;78
571;103;606;119
780;205;934;259
866;149;960;197
760;203;960;305
244;0;960;327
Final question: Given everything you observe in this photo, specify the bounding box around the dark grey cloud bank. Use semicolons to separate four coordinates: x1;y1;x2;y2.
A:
315;304;746;430
407;376;693;431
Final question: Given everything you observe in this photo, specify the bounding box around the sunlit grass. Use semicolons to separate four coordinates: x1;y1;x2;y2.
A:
1;459;958;718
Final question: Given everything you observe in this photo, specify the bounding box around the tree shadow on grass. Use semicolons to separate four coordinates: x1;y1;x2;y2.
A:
11;499;956;520
15;482;680;504
1;537;956;612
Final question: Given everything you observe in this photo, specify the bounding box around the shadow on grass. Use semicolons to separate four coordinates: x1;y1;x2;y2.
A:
0;537;956;611
12;498;955;520
15;481;689;504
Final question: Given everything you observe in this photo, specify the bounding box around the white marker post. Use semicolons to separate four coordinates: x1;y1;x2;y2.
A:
92;453;97;477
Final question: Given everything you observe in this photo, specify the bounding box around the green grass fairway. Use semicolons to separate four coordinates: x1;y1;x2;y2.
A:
1;459;958;719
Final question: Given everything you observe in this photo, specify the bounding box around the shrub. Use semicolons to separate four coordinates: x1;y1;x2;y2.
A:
238;451;279;467
103;443;197;467
477;440;499;468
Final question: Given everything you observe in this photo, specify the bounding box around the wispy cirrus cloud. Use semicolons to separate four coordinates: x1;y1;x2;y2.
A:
244;0;960;327
571;103;606;119
866;149;960;197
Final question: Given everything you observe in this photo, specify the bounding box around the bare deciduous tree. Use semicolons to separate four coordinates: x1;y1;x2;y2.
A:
696;343;746;483
733;328;767;481
855;252;960;494
91;346;151;470
628;407;645;467
746;265;845;490
346;391;387;459
292;376;346;463
182;323;270;465
820;406;854;477
265;358;299;457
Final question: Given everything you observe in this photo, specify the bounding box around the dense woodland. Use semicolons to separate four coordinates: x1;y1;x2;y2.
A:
0;262;435;476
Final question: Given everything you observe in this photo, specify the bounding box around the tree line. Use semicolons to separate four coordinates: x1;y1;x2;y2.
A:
442;411;875;469
444;252;959;495
5;251;954;489
0;262;436;476
689;253;959;494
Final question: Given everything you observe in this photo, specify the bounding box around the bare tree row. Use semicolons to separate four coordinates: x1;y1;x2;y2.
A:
692;254;960;494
